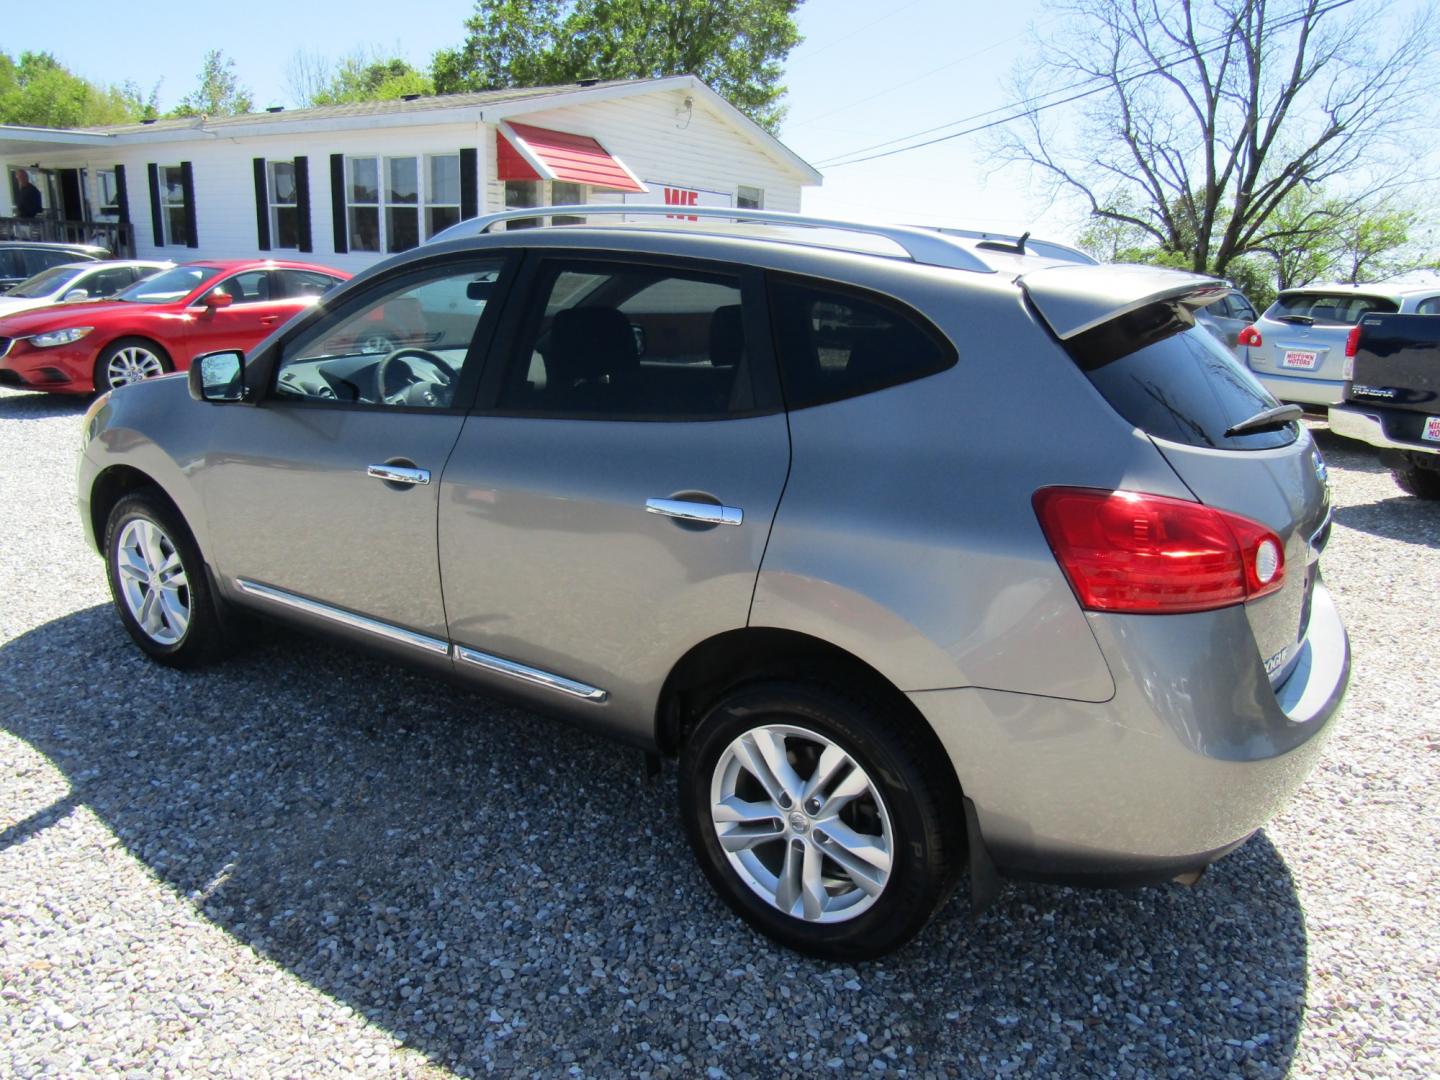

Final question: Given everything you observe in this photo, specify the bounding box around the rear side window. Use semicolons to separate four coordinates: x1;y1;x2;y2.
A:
767;278;955;409
1269;292;1398;325
1070;303;1297;450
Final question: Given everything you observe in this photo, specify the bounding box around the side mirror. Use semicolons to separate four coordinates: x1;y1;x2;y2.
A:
62;288;90;302
204;290;234;309
188;350;246;403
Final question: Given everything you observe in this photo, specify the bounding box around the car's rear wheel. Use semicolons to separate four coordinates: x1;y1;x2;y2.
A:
96;338;171;392
104;491;223;667
679;680;961;960
1392;458;1440;500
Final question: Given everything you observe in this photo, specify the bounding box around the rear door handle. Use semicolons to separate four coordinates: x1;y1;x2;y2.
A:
367;463;430;486
645;498;742;526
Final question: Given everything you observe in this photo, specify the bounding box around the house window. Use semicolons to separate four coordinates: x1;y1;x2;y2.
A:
160;166;188;246
504;179;586;229
97;170;120;219
347;155;433;253
737;186;764;210
268;160;299;249
426;154;461;239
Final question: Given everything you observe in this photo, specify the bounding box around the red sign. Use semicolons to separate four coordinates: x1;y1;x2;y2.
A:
663;186;700;221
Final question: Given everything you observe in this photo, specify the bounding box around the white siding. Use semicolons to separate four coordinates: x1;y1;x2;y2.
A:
3;84;812;274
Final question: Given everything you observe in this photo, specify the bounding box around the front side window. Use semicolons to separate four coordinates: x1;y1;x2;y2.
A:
268;161;299;250
6;265;83;298
767;278;956;409
203;270;272;306
498;261;751;418
274;260;503;408
1413;296;1440;316
160;166;188;246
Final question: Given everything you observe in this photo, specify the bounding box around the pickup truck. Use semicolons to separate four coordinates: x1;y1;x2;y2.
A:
1328;312;1440;499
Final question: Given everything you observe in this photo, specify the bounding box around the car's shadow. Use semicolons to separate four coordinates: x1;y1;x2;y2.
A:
0;388;92;420
1;606;1308;1076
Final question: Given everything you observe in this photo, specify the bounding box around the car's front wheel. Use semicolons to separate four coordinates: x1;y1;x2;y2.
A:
104;491;223;667
95;337;171;392
679;681;962;960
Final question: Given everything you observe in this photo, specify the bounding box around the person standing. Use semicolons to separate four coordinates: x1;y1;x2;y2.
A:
14;170;43;219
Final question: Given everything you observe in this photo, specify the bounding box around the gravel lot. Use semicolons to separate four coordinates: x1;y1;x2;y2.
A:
2;383;1438;1078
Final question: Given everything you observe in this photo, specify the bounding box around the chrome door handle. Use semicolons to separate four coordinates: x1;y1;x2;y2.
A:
367;463;430;486
645;498;742;526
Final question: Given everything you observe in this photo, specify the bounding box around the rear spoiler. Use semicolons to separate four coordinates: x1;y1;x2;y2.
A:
1019;263;1228;341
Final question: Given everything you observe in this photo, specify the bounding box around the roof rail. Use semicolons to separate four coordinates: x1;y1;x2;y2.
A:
426;204;996;273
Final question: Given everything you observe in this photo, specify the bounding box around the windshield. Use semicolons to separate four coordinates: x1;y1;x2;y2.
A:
118;265;223;304
1269;292;1399;326
5;266;85;299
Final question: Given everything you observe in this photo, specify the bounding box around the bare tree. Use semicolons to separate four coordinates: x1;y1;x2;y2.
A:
999;0;1435;276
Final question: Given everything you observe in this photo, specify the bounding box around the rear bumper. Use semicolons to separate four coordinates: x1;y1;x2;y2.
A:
912;581;1349;883
1328;405;1440;456
1251;369;1345;407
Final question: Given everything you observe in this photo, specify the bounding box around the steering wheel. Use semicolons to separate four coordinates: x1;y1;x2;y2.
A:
376;347;457;407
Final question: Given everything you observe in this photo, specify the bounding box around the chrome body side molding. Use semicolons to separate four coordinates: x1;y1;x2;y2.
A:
453;646;609;703
233;578;451;656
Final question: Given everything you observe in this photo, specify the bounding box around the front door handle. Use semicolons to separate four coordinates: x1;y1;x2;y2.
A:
367;463;430;486
645;498;742;526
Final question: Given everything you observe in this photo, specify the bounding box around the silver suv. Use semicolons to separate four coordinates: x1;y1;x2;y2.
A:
77;206;1350;959
1243;283;1440;406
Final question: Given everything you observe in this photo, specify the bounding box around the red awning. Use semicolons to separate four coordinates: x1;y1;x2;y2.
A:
496;121;646;193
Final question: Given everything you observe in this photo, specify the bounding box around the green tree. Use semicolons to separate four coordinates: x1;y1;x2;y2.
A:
170;50;253;117
0;51;139;127
287;48;434;106
432;0;803;132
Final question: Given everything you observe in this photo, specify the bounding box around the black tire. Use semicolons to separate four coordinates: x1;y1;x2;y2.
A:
1392;460;1440;500
679;680;963;960
103;490;223;668
94;337;172;393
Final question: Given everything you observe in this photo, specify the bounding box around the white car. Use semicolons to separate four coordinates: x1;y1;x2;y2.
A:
0;260;171;319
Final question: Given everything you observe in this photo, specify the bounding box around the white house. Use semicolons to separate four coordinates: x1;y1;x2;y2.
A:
0;76;820;272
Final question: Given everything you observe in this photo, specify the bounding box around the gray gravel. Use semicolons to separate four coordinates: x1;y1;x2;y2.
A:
2;384;1438;1078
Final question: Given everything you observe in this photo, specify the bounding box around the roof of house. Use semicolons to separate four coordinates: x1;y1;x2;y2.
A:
87;79;645;135
0;76;821;186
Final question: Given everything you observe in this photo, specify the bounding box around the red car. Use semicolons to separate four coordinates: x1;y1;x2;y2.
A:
0;259;349;394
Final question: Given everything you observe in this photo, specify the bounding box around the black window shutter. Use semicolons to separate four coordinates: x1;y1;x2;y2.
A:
460;147;478;220
114;164;130;225
146;163;164;247
294;156;312;253
253;157;271;251
180;161;198;248
329;154;348;254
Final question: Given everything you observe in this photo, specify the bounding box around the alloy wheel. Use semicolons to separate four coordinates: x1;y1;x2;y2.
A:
106;346;165;387
114;518;190;645
709;723;893;923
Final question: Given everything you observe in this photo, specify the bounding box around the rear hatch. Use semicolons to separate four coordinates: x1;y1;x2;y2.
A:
1252;290;1399;383
1023;265;1331;688
1347;312;1440;413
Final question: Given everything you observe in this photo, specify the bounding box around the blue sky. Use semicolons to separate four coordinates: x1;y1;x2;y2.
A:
15;0;1421;245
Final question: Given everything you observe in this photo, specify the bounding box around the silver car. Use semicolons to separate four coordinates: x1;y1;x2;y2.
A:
76;206;1350;959
1244;283;1440;407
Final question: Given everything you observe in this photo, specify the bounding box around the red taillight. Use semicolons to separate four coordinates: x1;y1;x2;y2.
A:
1344;325;1361;358
1033;487;1285;614
1236;325;1263;348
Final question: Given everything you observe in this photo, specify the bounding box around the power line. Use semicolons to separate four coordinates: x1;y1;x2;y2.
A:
813;0;1356;169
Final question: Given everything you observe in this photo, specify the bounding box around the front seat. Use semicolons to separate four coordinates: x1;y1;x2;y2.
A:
544;306;640;411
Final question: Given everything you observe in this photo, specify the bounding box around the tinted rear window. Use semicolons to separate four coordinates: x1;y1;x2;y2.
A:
1070;303;1297;450
1270;292;1398;325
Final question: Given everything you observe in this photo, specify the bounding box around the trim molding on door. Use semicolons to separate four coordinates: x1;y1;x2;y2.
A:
234;578;450;655
232;578;609;702
453;646;609;703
